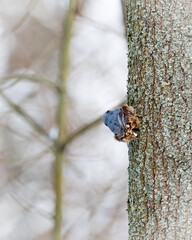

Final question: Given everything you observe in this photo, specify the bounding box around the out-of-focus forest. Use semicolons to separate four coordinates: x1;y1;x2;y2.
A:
0;0;128;239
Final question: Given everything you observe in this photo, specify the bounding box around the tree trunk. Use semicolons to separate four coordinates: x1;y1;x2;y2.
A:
126;0;192;239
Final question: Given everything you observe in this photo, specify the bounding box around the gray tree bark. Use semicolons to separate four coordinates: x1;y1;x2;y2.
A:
126;0;192;239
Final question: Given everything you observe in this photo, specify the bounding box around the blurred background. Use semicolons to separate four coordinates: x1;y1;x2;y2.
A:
0;0;128;239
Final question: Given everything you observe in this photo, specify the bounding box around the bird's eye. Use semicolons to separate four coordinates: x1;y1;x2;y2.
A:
106;110;113;115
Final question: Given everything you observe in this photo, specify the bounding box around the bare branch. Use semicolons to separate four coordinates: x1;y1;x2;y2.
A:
0;74;57;89
1;92;51;142
53;0;77;239
63;116;102;146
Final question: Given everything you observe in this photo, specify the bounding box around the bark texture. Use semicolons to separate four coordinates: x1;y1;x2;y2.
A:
126;0;192;239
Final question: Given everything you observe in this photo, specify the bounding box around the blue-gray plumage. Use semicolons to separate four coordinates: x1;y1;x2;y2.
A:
103;108;128;140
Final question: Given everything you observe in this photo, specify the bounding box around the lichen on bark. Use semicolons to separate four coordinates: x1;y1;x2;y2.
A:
126;0;192;239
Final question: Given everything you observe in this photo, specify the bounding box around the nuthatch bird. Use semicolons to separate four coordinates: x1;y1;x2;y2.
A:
103;105;140;142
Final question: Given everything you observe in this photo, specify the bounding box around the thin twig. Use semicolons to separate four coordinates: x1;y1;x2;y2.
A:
0;74;57;89
64;116;102;146
53;1;77;240
1;92;51;141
